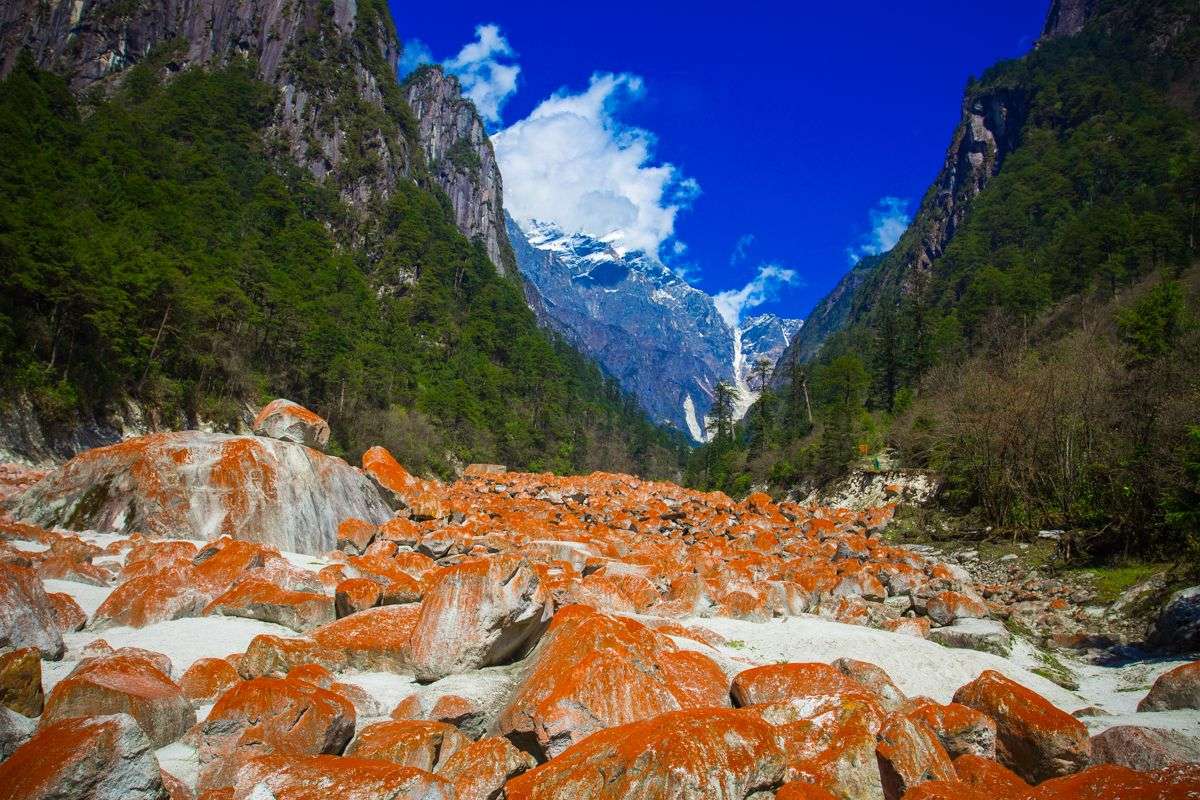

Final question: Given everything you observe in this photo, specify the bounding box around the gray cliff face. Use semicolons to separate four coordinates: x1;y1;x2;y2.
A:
0;0;414;209
508;215;801;442
1041;0;1102;39
404;66;514;274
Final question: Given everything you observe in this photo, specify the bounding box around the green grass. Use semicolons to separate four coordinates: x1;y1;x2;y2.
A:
1066;563;1167;604
725;640;746;650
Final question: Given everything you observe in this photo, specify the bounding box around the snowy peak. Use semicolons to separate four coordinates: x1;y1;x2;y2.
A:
738;314;804;386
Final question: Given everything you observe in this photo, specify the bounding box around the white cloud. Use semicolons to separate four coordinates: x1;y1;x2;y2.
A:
398;39;434;78
713;264;799;328
492;72;697;259
730;233;755;266
846;196;911;264
444;24;520;125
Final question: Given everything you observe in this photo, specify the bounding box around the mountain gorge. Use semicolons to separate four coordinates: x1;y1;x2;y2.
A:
508;216;802;441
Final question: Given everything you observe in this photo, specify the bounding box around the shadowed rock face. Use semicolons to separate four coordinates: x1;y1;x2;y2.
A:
13;431;391;555
1041;0;1101;39
405;65;515;275
0;0;414;209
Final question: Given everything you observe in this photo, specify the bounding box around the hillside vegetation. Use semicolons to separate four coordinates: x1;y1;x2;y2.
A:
0;54;686;477
690;0;1200;562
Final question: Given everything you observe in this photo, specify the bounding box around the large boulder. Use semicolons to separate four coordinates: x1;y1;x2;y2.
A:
1148;586;1200;653
0;704;35;759
0;713;169;800
435;736;536;800
345;720;470;772
0;646;44;716
495;605;730;759
0;563;65;659
41;651;195;748
191;675;356;793
1137;661;1200;711
875;712;956;800
252;399;330;450
927;618;1012;657
203;576;334;632
952;669;1090;784
502;708;785;800
1091;725;1200;771
901;697;996;759
407;556;548;681
178;657;241;706
13;432;390;555
1022;763;1200;798
311;603;422;672
232;754;453;799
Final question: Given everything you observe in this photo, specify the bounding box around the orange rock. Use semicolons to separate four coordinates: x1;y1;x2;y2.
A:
952;669;1090;784
882;617;930;638
179;658;241;706
238;634;348;678
952;753;1029;795
1138;661;1200;712
876;712;956;800
1022;763;1187;799
0;563;65;658
503;708;785;800
231;754;453;800
0;713;169;800
334;577;381;617
0;646;43;716
361;446;422;508
336;518;378;555
42;652;194;747
775;782;840;800
286;662;334;688
407;557;547;681
252;399;330;450
926;591;988;627
204;576;333;632
832;658;906;712
311;604;421;671
381;573;424;605
897;780;993;800
46;591;87;632
122;540;198;580
346;719;470;772
767;699;884;799
437;736;536;800
903;697;996;759
92;566;208;629
496;605;729;758
194;676;356;792
731;662;877;709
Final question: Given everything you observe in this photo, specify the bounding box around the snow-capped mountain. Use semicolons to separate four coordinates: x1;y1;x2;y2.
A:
508;215;802;442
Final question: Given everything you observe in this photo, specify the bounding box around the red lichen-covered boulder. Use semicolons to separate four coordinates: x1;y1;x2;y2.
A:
91;566;209;630
311;603;421;672
231;754;454;800
897;781;992;800
345;720;470;772
765;698;884;800
13;432;391;556
952;753;1028;795
179;658;241;706
832;658;907;713
203;577;334;633
336;518;378;555
503;708;785;800
436;736;537;800
1138;661;1200;711
41;652;195;747
252;399;330;450
776;783;840;800
0;563;65;659
731;662;879;710
407;556;548;681
495;605;730;758
0;713;169;800
0;646;44;716
883;618;931;638
902;697;996;759
952;669;1090;784
334;577;381;618
46;592;87;632
361;446;424;510
161;770;194;800
1022;763;1200;799
237;634;347;678
875;712;956;800
192;676;356;793
925;591;988;627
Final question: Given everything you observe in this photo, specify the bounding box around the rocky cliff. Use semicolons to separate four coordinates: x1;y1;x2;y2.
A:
1041;0;1102;39
404;65;515;274
0;0;420;212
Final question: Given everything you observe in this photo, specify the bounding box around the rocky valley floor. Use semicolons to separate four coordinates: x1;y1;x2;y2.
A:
0;402;1198;800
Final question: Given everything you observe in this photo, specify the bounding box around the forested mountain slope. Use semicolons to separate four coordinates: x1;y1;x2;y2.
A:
0;0;687;476
696;0;1200;560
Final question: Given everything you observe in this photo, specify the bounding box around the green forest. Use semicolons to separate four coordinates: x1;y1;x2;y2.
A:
0;54;687;478
689;0;1200;562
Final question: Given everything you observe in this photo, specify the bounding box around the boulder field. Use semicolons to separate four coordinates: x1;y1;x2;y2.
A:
0;402;1197;799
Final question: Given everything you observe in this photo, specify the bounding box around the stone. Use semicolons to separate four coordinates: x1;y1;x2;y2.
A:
952;669;1090;784
0;563;65;658
46;591;87;632
336;518;377;555
1137;661;1200;711
832;658;907;712
252;399;330;450
896;781;991;800
875;713;956;800
927;619;1012;656
952;753;1029;794
1148;586;1200;654
231;754;454;800
311;603;421;672
41;651;195;747
238;634;347;678
435;736;536;800
502;708;785;800
14;432;391;556
0;713;169;800
345;720;470;772
179;658;241;706
407;556;548;681
1090;725;1200;772
731;662;878;710
203;577;334;633
0;703;35;759
775;784;840;800
334;577;381;618
0;646;44;716
192;676;356;793
1021;763;1198;799
902;697;996;759
496;605;729;759
925;591;988;627
91;566;209;630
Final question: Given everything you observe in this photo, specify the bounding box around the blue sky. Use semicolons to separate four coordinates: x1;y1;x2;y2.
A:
389;1;1050;323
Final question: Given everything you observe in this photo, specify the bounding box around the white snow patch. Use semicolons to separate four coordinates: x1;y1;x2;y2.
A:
9;540;49;552
157;742;200;791
683;395;706;443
